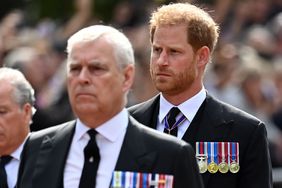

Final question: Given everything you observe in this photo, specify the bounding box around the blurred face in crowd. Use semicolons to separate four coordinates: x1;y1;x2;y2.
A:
150;24;209;103
67;36;134;128
0;80;31;155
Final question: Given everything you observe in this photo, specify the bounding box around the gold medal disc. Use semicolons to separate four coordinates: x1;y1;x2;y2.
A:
207;161;218;173
218;162;229;173
230;162;240;173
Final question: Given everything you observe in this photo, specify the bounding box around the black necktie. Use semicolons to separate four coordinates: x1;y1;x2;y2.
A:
79;129;100;188
0;155;12;188
164;107;181;137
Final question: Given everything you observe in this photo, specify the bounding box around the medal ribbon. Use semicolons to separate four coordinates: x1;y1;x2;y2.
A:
207;142;212;164
159;174;165;188
218;142;227;163
236;142;239;163
218;142;223;163
164;114;186;132
229;142;238;163
196;142;204;156
133;172;138;187
214;142;218;164
225;142;229;164
121;171;126;187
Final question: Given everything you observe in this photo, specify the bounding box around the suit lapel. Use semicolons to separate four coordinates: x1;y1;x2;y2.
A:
131;95;160;129
33;122;76;188
182;94;235;145
115;117;157;172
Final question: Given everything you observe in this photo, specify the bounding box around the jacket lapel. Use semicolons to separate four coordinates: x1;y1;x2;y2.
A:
115;117;157;172
33;121;76;188
182;94;235;146
131;95;160;129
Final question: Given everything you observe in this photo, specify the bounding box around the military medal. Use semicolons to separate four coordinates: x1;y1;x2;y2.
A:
196;142;208;173
111;171;174;188
207;142;219;173
164;114;186;135
229;142;240;173
218;142;229;173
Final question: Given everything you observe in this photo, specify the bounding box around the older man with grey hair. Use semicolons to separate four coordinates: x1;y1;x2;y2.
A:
0;67;35;188
17;25;203;188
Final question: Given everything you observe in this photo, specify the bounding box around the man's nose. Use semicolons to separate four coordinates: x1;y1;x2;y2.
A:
157;51;169;66
78;68;91;84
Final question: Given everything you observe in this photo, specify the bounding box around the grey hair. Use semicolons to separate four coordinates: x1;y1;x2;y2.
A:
0;67;36;114
66;25;135;69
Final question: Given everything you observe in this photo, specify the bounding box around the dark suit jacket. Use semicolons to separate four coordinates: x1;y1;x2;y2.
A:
17;116;203;188
128;94;273;188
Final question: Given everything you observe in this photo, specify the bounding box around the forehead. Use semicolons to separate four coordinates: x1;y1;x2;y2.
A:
0;80;13;91
69;37;115;61
153;24;188;45
0;81;14;104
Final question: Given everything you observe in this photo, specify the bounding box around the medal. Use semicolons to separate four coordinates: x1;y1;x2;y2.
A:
207;161;218;173
218;162;229;173
207;142;219;173
229;142;240;173
196;142;208;173
164;114;186;135
230;161;240;173
218;142;229;173
198;159;208;173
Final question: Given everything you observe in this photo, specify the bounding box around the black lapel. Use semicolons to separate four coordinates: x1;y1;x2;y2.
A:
129;95;160;129
33;121;76;188
182;94;234;146
115;116;157;172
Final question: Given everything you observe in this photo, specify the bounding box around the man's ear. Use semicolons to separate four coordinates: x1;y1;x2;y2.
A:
122;64;135;93
196;46;210;67
22;103;32;124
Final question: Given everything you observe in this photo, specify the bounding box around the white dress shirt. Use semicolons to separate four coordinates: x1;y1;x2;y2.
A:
64;108;128;188
6;139;26;188
157;88;206;138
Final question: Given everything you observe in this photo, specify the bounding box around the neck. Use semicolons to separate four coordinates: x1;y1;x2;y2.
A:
162;85;203;105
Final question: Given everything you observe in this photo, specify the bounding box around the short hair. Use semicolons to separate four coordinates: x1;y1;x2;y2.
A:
66;25;135;69
0;67;35;109
149;3;219;53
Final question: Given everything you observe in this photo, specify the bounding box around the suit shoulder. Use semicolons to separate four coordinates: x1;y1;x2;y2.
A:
212;96;263;123
29;120;75;141
128;95;159;113
209;96;267;136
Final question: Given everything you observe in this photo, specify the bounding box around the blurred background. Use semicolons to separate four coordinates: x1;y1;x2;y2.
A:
0;0;281;183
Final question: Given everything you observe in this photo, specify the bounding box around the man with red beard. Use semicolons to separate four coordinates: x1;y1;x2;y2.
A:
129;3;272;188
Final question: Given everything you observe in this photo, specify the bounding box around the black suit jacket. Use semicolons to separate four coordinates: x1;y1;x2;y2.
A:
17;116;203;188
128;94;273;188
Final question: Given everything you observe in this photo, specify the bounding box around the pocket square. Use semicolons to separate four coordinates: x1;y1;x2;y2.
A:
110;171;174;188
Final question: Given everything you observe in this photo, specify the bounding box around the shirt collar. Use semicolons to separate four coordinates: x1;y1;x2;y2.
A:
159;88;206;123
10;135;29;161
75;108;129;143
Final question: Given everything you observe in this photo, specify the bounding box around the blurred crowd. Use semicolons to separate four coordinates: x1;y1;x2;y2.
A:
0;0;282;167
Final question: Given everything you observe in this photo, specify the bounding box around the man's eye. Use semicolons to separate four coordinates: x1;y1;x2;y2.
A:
70;66;80;72
153;47;162;54
170;49;179;54
89;66;107;75
0;110;7;115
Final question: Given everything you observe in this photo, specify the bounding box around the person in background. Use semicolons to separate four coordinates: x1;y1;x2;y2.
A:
17;25;203;188
128;3;272;188
0;67;35;188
